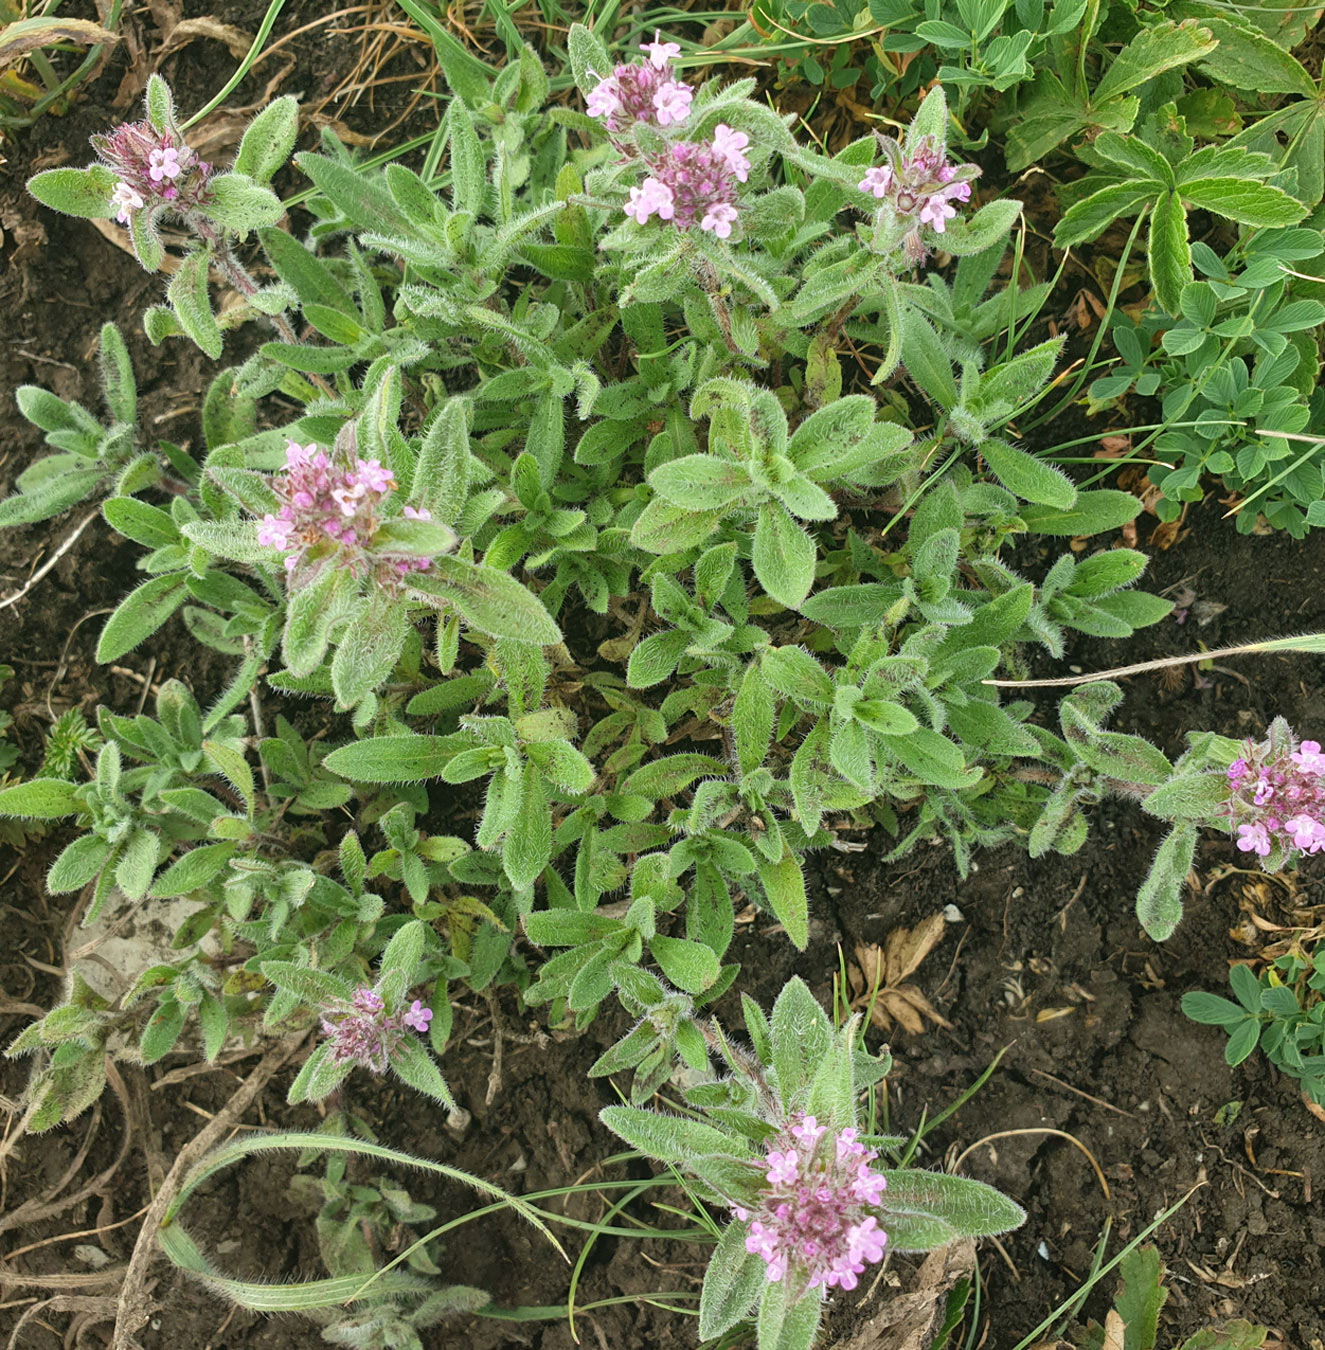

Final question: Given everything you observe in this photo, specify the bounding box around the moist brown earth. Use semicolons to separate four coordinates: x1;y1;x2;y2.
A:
2;7;1323;1348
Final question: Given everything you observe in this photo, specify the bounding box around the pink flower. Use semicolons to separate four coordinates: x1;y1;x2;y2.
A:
111;181;144;224
700;202;738;238
402;1000;433;1033
586;77;623;121
640;31;681;68
1227;758;1247;781
250;438;436;585
355;458;395;493
1292;740;1325;774
1236;821;1272;856
402;505;432;520
1285;814;1325;852
712;124;751;181
918;193;957;233
148;145;182;182
790;1115;826;1146
625;178;675;225
652;80;693;127
583;48;693;133
858;166;893;198
625;134;743;235
256;512;292;549
737;1115;888;1292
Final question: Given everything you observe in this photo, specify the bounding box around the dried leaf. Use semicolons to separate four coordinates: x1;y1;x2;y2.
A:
157;16;253;60
1102;1309;1125;1350
0;18;115;70
826;1240;974;1350
883;913;946;983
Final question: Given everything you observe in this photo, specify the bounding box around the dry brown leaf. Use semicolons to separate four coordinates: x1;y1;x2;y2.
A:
157;17;253;61
0;18;115;70
826;1240;974;1350
847;917;951;1035
1102;1309;1125;1350
885;912;946;984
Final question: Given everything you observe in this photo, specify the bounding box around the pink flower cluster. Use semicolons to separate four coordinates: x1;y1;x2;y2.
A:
857;134;978;260
1226;722;1325;859
91;118;211;226
320;987;433;1075
583;30;751;239
734;1116;888;1292
256;439;432;578
586;32;693;132
624;126;750;238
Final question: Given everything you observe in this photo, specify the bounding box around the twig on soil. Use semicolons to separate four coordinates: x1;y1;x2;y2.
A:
111;1031;308;1350
0;511;99;614
1029;1067;1138;1119
954;1127;1110;1205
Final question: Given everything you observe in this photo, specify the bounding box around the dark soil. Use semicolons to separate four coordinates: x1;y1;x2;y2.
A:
2;8;1324;1350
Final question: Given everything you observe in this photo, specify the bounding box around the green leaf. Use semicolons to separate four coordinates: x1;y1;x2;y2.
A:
1148;189;1192;316
503;762;550;889
140;996;185;1065
733;663;774;776
234;96;300;184
204;173;284;235
1178;178;1307;229
0;468;106;527
167;251;222;360
630;497;723;554
1194;18;1316;98
752;501;816;609
103;498;178;548
1181;991;1247;1027
1223;1019;1262;1067
26;165;117;219
97;573;188;662
390;1036;457;1108
293;152;415;237
202;740;255;817
900;308;958;409
1020;489;1140;537
331;600;408;709
698;1222;765;1339
978;439;1077;508
261;961;357;1007
97;322;136;425
624;754;730;798
568;23;611;95
649;455;752;510
626;630;689;689
756;1277;822;1350
150;843;235;899
600;1105;750;1164
446;99;486;217
47;835;111;892
409;558;561;644
879;1169;1026;1250
283;566;353;676
1093;19;1217;105
1054;183;1156;248
651;935;720;994
1136;823;1196;941
258;227;359;317
761;645;834;705
758;848;808;950
116;826;160;900
324;735;460;784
